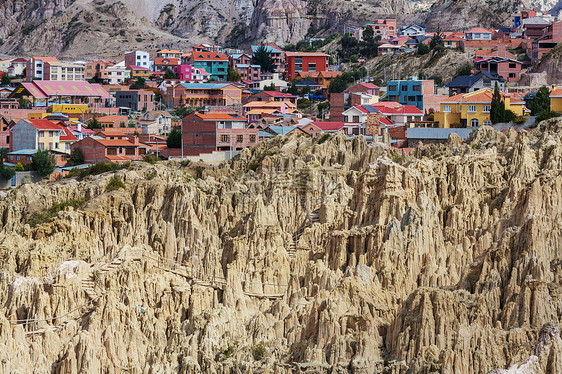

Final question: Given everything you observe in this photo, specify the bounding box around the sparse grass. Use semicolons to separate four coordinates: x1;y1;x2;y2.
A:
247;161;261;172
27;198;85;227
317;133;331;144
66;162;124;179
145;171;156;180
217;345;234;361
105;176;126;192
143;155;159;164
252;344;266;361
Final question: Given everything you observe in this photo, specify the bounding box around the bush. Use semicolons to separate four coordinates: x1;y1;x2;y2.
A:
15;162;24;172
0;164;15;180
195;166;204;179
105;176;126;192
167;127;182;148
27;198;85;227
514;115;526;125
66;148;85;166
247;161;261;172
316;133;331;144
32;150;56;177
252;344;266;361
143;154;159;164
67;162;123;179
535;110;559;124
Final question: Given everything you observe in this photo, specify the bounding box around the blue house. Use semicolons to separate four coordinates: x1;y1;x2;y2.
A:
386;78;436;111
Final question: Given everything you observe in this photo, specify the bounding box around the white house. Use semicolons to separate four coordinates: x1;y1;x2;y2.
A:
399;25;426;37
466;28;493;41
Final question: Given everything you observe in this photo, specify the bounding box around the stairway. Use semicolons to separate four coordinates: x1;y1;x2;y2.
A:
308;209;320;225
81;277;99;300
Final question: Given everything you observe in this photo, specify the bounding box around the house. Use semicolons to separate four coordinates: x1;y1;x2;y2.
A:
25;57;60;81
243;101;300;123
295;79;322;91
71;135;149;163
137;111;172;134
173;65;193;80
235;64;261;81
341;105;395;135
248;72;288;91
386;79;445;112
466;28;493;41
329;82;381;121
156;50;183;59
7;58;28;77
359;19;398;39
10;119;66;152
154;58;180;72
96;115;129;128
443;35;465;49
0;87;14;98
164;83;242;108
247;91;298;105
9;81;112;107
378;44;401;55
398;25;426;37
434;88;526;128
229;53;253;69
263;125;308;136
125;51;150;69
531;21;562;63
181;111;258;156
7;149;68;166
475;44;516;59
0;59;14;73
192;51;229;81
191;67;211;81
446;71;506;96
370;103;424;126
251;45;285;73
284;52;329;81
550;88;562;114
317;71;342;88
309;121;345;134
115;89;155;112
102;62;130;84
85;60;115;80
127;65;151;79
473;57;523;82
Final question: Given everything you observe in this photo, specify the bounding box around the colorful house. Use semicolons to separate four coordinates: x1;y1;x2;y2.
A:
164;83;242;108
435;88;526;128
192;52;229;81
317;71;342;88
127;65;151;79
473;57;523;82
96;115;129;128
71;135;149;163
550;88;562;114
284;52;329;81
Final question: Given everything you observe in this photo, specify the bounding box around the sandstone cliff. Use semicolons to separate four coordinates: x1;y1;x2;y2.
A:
1;121;562;372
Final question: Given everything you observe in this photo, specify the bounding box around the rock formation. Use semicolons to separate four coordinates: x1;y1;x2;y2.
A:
1;121;562;372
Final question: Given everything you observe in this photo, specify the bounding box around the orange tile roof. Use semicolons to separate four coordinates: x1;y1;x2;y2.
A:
23;119;62;130
318;71;342;78
441;89;525;104
154;58;179;65
96;139;137;147
192;52;228;61
195;112;245;120
97;115;128;122
550;89;562;97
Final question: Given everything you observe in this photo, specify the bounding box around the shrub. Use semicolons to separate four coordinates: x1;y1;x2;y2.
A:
0;164;15;180
15;162;24;172
31;150;56;177
535;110;559;124
145;171;156;180
252;344;266;361
27;198;85;227
195;166;204;179
66;148;85;166
167;127;182;148
143;154;159;164
514;115;526;125
105;176;126;192
218;345;234;361
316;133;331;145
67;162;123;179
247;161;261;172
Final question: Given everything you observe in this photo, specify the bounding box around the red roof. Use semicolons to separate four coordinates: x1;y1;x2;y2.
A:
21;81;112;99
127;65;149;70
310;121;345;131
260;91;297;98
154;58;179;66
192;52;228;61
23;119;62;130
60;126;78;141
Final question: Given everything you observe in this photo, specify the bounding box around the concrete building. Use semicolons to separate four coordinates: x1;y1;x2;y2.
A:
163;83;242;108
102;62;130;84
115;89;155;112
125;51;150;69
192;51;229;81
386;78;446;112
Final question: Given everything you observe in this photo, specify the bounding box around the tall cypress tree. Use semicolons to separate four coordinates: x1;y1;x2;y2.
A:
490;82;504;124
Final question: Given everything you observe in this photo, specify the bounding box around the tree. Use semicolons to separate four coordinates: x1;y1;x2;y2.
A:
171;106;193;119
14;162;24;171
1;75;10;86
18;97;31;109
163;68;177;79
490;82;505;124
131;77;146;89
0;164;14;180
528;85;551;115
430;26;445;49
0;147;8;164
87;117;102;130
227;69;241;82
454;63;473;78
252;45;275;72
263;83;276;91
328;75;349;93
66;148;85;166
417;42;430;55
32;150;56;177
167;127;182;148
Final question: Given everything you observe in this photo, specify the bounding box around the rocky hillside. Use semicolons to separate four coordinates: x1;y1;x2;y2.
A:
533;42;562;84
0;0;560;58
1;121;562;372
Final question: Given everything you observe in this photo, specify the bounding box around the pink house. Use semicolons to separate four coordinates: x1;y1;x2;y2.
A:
174;65;193;80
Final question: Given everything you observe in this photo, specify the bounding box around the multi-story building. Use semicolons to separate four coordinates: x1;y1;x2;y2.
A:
25;57;60;81
164;83;242;108
10;119;65;152
192;51;228;81
229;53;253;69
45;62;86;81
182;111;258;156
127;65;151;79
154;58;180;72
115;89;155;112
156;49;183;59
330;82;381;121
446;71;506;96
285;52;329;81
466;28;493;40
550;88;562;114
71;133;149;163
473;57;523;82
102;62;130;84
398;24;426;37
386;79;446;112
125;50;150;69
434;88;526;128
531;21;562;62
85;60;115;80
0;59;14;73
7;58;28;77
247;91;298;105
235;64;261;81
358;19;397;39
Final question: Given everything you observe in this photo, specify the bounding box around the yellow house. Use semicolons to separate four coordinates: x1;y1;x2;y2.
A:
435;88;526;128
127;65;151;79
550;88;562;114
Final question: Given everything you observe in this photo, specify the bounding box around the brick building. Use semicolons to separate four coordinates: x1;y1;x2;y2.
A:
115;89;155;112
285;52;329;81
182;112;258;156
71;134;149;163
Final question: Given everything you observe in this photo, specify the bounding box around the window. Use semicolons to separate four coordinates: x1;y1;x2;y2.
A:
308;63;316;72
388;85;397;92
509;73;516;78
236;135;243;143
470;118;479;127
483;120;491;126
249;135;256;142
401;86;408;91
413;85;421;91
353;115;360;123
509;63;516;68
220;134;230;143
468;105;477;113
55;143;58;149
38;131;44;137
107;148;117;155
482;105;490;113
125;148;135;155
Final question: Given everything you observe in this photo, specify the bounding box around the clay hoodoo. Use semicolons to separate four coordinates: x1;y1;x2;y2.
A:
1;121;562;373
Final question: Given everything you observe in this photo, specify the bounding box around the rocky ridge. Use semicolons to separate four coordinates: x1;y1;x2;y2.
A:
1;121;562;372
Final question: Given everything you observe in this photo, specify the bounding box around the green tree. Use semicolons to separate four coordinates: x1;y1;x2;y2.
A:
430;26;445;49
131;77;146;89
66;148;85;166
15;162;24;171
167;127;182;148
32;150;56;177
18;97;31;109
288;82;299;95
163;68;177;79
359;27;380;59
0;164;15;180
227;69;241;82
454;63;473;77
87;117;102;129
263;83;276;91
490;82;505;124
417;42;430;55
171;106;192;119
0;147;8;164
1;75;10;86
252;45;275;72
528;86;551;115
